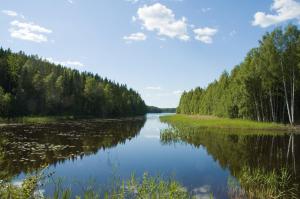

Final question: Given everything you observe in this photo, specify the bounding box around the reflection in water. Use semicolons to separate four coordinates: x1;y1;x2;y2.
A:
1;114;299;198
161;126;300;197
0;118;146;180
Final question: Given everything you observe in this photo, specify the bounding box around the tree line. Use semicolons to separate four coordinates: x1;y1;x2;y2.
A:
147;106;176;113
177;25;300;125
0;48;147;118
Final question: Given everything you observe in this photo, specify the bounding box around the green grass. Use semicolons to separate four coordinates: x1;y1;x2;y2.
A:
228;167;298;199
0;116;76;124
0;115;146;125
160;114;288;131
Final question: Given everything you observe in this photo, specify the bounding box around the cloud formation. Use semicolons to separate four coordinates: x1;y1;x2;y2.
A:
201;8;211;13
123;32;147;42
173;90;183;95
126;0;139;4
45;57;84;68
193;27;218;44
9;20;52;43
145;86;162;90
252;0;300;28
137;3;189;41
2;10;18;17
2;10;25;19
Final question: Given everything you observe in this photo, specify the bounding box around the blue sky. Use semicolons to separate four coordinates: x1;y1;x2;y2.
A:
1;0;300;107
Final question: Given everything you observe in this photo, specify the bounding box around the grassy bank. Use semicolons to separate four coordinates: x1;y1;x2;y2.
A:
0;116;77;124
160;114;288;131
0;115;146;125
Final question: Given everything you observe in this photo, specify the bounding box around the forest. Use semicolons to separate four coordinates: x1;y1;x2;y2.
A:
147;106;176;113
0;48;146;118
177;25;300;125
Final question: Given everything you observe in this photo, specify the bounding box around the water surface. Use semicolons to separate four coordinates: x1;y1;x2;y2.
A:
0;114;299;198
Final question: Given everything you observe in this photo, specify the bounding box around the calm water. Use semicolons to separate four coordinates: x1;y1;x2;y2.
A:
0;113;299;198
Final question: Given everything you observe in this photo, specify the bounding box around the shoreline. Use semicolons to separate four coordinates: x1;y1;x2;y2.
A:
0;115;146;125
160;114;298;132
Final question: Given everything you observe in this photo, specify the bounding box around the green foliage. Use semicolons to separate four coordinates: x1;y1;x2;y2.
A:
160;114;286;131
0;173;193;199
234;167;298;199
177;25;300;124
0;87;12;117
0;174;41;199
147;106;176;113
0;48;146;118
160;124;299;199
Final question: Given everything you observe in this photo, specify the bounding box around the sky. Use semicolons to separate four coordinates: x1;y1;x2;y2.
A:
1;0;300;108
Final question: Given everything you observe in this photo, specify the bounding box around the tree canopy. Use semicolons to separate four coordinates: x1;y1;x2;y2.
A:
0;48;147;118
177;25;300;125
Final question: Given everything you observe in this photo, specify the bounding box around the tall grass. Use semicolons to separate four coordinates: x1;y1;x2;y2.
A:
160;114;287;131
0;173;194;199
228;167;298;199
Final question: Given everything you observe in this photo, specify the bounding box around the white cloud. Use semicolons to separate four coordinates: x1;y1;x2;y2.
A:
67;0;74;4
11;20;52;33
137;3;189;41
252;0;300;28
157;37;166;41
144;135;160;139
173;90;183;95
45;57;84;68
9;20;52;43
10;28;48;43
229;30;237;36
2;10;18;17
132;16;137;22
193;27;218;44
126;0;139;4
145;86;162;90
123;32;147;42
201;8;211;13
192;185;211;199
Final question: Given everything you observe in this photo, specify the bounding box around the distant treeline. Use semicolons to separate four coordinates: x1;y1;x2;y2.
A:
147;106;176;113
177;25;300;125
0;48;147;118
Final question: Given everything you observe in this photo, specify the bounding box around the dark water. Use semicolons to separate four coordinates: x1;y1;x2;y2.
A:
0;114;299;198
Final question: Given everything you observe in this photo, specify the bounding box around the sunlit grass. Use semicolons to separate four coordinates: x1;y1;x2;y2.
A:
160;114;288;130
0;116;76;124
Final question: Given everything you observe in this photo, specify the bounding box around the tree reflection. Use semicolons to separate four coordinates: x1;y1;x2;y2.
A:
0;118;146;180
160;126;300;197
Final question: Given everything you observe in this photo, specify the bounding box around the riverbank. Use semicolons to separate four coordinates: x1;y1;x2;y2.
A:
0;116;76;124
0;115;146;125
160;114;291;131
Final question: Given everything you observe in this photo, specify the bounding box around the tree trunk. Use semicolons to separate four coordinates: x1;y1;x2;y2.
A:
269;90;275;122
292;134;296;175
275;88;279;122
280;60;293;125
254;95;260;121
260;93;265;122
287;134;292;159
291;68;295;124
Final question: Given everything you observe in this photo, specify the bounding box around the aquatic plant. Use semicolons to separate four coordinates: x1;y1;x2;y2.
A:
0;172;194;199
160;126;300;199
228;167;298;199
0;174;42;199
